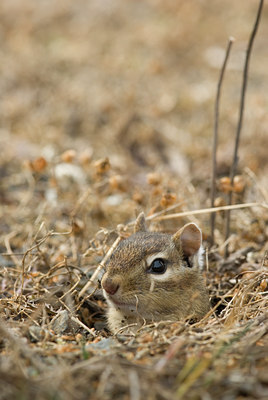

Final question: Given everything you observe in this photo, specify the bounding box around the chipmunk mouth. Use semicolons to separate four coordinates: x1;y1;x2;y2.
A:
105;293;138;313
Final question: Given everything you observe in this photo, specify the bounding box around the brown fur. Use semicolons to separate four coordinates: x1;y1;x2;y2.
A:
101;217;210;333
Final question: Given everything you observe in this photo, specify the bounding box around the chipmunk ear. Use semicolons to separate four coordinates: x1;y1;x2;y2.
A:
134;212;147;233
172;223;202;256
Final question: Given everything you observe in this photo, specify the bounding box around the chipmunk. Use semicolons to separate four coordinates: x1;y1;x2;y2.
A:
101;213;210;333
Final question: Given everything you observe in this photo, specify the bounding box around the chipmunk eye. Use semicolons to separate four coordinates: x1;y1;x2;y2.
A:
149;258;167;274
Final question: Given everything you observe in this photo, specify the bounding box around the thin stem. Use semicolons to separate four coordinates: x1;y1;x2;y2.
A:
79;235;121;298
210;37;234;245
224;0;264;257
154;202;267;221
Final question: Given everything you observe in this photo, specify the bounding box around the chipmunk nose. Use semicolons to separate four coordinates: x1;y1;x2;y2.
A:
102;276;119;295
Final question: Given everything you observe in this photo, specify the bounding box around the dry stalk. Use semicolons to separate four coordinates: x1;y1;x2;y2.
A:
60;271;81;300
145;201;185;221
4;231;21;268
153;201;267;221
70;316;97;337
224;0;264;257
78;235;121;298
20;231;54;298
244;167;268;202
70;187;92;218
210;37;234;245
224;270;268;326
124;201;186;228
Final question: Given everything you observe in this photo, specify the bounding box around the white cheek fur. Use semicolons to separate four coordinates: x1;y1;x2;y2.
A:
195;245;204;269
103;289;111;303
149;268;174;282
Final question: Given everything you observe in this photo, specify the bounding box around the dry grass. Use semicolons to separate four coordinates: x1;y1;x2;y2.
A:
0;1;268;399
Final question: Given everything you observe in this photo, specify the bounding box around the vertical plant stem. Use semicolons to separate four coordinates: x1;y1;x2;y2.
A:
210;37;234;245
224;0;264;257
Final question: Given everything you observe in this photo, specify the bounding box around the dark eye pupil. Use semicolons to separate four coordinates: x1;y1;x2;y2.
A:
150;258;167;274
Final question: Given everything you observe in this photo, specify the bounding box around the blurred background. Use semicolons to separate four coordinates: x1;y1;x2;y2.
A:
0;0;267;233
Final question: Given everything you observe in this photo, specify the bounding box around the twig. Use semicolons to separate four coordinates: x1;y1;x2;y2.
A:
224;0;264;257
70;187;92;218
20;231;53;298
0;252;26;256
146;201;185;221
210;37;234;245
153;202;267;221
4;232;21;268
244;166;268;202
78;235;122;298
17;228;72;298
70;316;97;337
125;202;185;228
60;271;81;300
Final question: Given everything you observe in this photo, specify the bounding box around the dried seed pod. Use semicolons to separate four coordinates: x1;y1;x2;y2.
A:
233;175;246;193
79;148;93;165
109;175;127;191
75;333;83;343
132;192;144;204
61;149;77;163
29;156;47;172
94;157;110;175
218;177;232;193
214;196;226;207
147;172;162;186
72;218;85;235
259;279;267;291
160;192;177;208
152;186;163;196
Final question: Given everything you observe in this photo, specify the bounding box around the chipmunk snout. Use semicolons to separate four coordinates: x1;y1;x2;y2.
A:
102;275;119;295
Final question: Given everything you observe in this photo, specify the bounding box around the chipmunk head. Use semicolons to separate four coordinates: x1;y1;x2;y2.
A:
101;213;210;333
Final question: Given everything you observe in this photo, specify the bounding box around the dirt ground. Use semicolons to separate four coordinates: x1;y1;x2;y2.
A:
0;1;267;399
